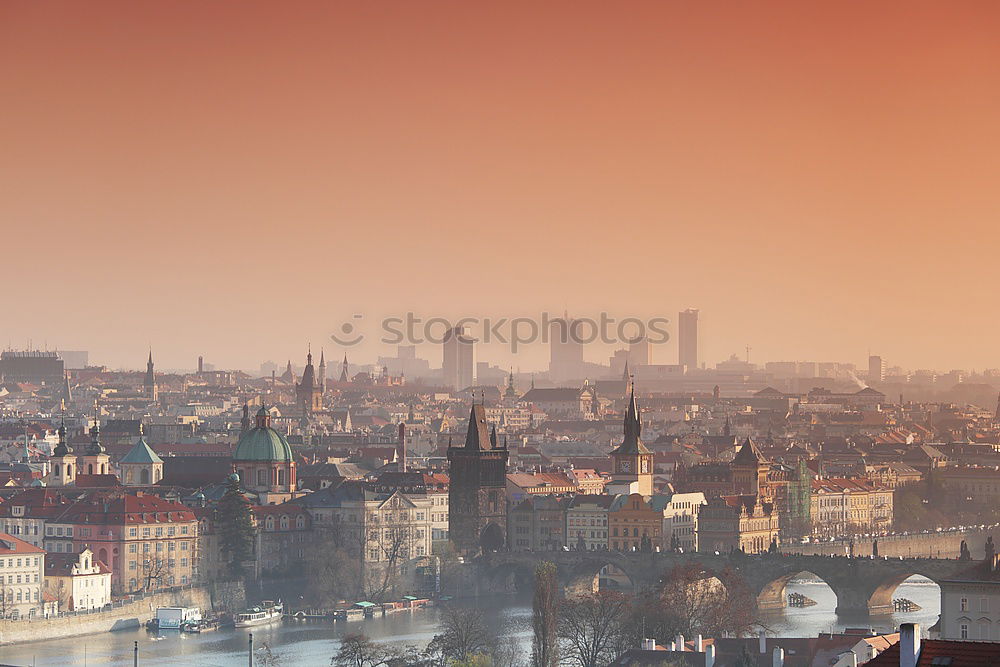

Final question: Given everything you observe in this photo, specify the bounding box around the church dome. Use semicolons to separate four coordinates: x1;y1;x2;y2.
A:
233;406;293;462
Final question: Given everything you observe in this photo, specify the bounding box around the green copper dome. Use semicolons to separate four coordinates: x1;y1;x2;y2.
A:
234;406;293;462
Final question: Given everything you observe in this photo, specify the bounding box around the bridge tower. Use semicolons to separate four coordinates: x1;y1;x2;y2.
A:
448;403;509;557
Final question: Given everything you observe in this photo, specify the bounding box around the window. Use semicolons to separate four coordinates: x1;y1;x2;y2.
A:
961;598;969;612
961;623;969;639
981;597;989;612
129;527;137;537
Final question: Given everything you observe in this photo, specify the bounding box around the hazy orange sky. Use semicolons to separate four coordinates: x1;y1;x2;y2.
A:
3;1;1000;372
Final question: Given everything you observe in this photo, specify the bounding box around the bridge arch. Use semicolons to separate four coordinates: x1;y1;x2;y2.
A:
563;558;637;596
867;571;941;616
484;560;536;594
755;569;837;612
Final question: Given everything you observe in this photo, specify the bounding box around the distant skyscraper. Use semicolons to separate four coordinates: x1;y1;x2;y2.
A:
678;309;699;371
443;326;475;390
868;355;886;383
549;316;584;382
627;336;651;367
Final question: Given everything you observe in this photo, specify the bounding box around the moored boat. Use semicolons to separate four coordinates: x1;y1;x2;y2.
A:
234;600;284;628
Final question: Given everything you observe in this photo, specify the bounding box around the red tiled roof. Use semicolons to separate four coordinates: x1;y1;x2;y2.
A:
0;532;45;554
868;640;1000;666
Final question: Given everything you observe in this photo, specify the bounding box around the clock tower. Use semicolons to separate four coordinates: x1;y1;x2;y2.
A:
609;384;653;496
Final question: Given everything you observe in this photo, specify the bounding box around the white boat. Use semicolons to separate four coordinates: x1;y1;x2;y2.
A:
234;600;283;628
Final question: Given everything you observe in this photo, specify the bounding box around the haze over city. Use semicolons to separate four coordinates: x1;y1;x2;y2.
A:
4;1;1000;371
9;3;1000;667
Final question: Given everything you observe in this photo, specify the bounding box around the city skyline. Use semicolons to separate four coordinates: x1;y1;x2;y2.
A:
4;1;1000;370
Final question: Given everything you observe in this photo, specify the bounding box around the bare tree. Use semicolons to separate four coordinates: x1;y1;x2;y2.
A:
531;561;560;667
303;522;365;606
331;633;393;667
629;562;755;646
426;606;497;665
558;591;631;667
140;556;170;591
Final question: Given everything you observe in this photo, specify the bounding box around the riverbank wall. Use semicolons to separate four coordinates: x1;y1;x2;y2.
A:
0;581;245;645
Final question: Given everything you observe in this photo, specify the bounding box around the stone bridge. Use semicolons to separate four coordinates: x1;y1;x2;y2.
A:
480;551;975;616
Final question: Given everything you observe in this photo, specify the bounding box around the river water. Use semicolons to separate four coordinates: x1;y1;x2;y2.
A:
0;577;941;667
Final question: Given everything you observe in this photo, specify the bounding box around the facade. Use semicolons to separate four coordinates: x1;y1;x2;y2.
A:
651;492;705;552
66;492;198;594
939;556;1000;641
43;548;112;611
447;404;508;557
0;533;45;619
697;495;780;554
508;495;569;552
809;478;894;536
609;493;661;552
566;494;613;551
253;504;312;577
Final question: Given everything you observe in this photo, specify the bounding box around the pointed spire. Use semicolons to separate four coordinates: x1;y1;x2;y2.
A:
464;404;492;450
612;381;650;455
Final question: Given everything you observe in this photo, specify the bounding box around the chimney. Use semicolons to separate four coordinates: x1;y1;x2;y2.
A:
900;623;920;667
641;638;656;651
759;629;767;653
695;635;703;652
772;647;784;667
705;644;716;667
676;634;685;651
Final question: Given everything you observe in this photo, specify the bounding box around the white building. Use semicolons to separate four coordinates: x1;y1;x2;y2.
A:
43;548;112;611
653;492;706;552
939;555;1000;641
0;532;45;619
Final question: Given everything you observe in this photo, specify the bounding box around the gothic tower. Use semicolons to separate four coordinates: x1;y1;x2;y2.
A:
318;349;327;393
447;404;509;557
144;351;158;401
609;384;653;496
730;437;769;497
295;347;323;415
